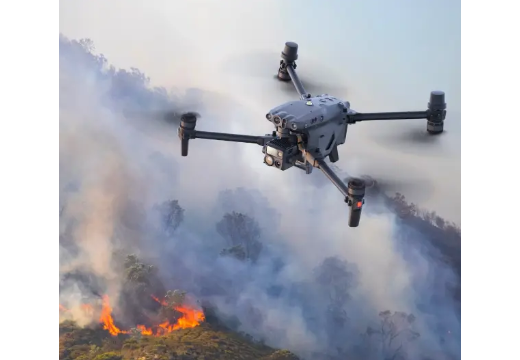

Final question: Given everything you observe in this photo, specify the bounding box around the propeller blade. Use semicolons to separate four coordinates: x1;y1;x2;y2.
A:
220;51;350;99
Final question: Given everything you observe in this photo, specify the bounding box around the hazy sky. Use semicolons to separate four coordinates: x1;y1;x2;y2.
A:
59;0;461;223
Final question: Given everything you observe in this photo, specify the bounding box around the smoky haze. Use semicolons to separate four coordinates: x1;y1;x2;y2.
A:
59;2;460;359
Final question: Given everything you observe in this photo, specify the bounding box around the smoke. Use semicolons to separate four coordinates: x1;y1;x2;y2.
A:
59;2;460;357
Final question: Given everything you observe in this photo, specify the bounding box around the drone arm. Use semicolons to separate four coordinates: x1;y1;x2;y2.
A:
305;153;366;227
192;130;273;145
314;157;350;198
179;126;274;156
347;91;447;134
286;65;311;100
347;110;430;123
277;42;311;99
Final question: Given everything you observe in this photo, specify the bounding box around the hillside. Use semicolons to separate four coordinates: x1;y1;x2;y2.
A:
59;35;461;360
60;320;300;360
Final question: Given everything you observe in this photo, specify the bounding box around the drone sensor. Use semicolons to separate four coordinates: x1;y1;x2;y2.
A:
264;155;274;166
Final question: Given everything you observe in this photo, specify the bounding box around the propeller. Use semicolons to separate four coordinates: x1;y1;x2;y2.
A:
328;162;436;204
338;174;435;207
370;125;450;156
220;50;350;99
118;88;206;143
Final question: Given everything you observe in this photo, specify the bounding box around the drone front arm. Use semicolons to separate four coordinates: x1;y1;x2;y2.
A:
191;130;272;145
178;125;274;156
304;153;366;227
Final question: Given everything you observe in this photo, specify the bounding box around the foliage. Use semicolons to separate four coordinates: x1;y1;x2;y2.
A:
92;352;123;360
364;310;420;360
313;256;359;306
159;290;188;321
165;289;187;307
216;212;263;262
124;254;157;286
219;245;247;261
59;321;298;360
261;349;301;360
153;199;185;236
385;192;461;303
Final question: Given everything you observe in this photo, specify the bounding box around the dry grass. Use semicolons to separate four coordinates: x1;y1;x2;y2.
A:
59;320;300;360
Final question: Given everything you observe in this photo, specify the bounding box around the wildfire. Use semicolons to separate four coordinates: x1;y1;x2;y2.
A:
60;294;205;337
151;295;168;306
100;295;129;336
132;295;206;336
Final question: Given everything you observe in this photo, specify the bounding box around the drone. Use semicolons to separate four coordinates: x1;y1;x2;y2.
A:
177;42;447;227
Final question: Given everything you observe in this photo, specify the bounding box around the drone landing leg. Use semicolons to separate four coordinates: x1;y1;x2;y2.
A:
328;145;340;163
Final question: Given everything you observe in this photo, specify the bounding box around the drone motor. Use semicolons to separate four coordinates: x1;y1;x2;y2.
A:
427;91;446;134
179;113;198;156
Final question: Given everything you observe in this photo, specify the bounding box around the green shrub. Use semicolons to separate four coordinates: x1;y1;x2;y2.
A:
92;352;123;360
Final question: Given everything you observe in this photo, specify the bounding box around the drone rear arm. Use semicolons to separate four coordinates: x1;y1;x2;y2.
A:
277;42;311;100
347;91;447;134
286;65;310;100
348;111;429;122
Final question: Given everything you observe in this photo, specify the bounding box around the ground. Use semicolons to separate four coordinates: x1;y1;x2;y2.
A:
59;321;300;360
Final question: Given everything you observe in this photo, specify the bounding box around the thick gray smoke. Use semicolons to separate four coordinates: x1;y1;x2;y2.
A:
59;33;460;360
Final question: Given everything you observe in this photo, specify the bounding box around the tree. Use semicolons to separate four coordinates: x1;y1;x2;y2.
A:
365;311;420;360
124;254;157;287
313;257;359;307
159;289;188;321
220;245;247;261
165;289;187;307
216;212;263;262
154;199;185;235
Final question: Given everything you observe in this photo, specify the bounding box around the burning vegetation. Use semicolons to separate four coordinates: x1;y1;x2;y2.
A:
60;293;205;337
59;255;205;336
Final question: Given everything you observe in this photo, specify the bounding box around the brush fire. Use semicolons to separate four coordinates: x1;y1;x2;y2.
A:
59;294;205;337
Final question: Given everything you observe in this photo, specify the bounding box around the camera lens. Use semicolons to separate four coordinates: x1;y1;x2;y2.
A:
264;155;274;166
273;116;281;125
274;160;281;168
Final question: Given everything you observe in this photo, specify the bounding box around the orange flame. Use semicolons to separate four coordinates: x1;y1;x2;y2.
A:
60;295;205;337
100;295;128;336
151;295;168;306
